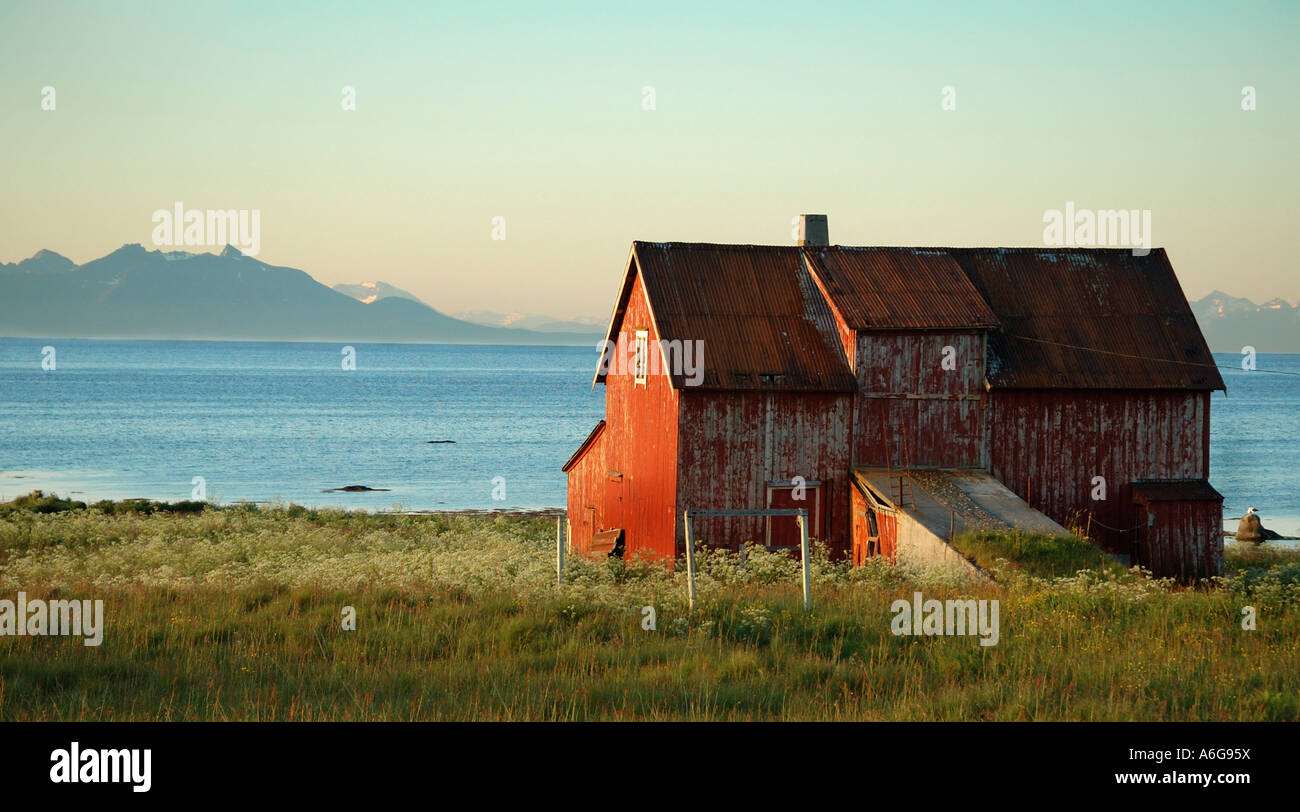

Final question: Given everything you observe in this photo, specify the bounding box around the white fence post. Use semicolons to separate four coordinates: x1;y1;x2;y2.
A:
798;509;811;612
683;510;697;612
556;516;564;586
680;508;812;613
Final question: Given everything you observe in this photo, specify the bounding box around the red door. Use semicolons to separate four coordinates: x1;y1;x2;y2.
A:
766;482;824;552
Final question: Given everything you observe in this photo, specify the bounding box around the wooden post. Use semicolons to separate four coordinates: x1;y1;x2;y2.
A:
949;509;955;542
683;511;697;611
798;510;812;612
556;516;564;586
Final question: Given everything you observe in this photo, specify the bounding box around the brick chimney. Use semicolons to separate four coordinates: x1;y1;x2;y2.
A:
798;214;828;246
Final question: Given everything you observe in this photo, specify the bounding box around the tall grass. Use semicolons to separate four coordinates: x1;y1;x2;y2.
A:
0;504;1296;720
949;530;1128;579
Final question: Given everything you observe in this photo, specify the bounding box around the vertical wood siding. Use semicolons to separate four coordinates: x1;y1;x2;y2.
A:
676;391;853;558
566;272;680;561
852;331;987;469
564;428;607;556
987;390;1211;561
851;484;898;564
1134;498;1224;581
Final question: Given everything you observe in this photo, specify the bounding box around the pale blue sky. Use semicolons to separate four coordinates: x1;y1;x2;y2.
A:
1;0;1296;318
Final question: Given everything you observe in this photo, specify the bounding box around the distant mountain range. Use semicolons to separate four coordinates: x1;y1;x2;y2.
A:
0;245;602;344
331;286;604;333
1189;291;1300;353
451;309;606;334
1;246;1293;351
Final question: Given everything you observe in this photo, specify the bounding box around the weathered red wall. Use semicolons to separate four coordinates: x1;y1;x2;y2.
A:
675;391;853;558
565;428;607;556
594;272;681;561
986;390;1211;558
850;485;898;564
851;486;869;565
852;331;987;469
1134;498;1223;581
878;511;898;559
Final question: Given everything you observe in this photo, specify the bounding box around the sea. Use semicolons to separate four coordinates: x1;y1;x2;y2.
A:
0;339;1297;538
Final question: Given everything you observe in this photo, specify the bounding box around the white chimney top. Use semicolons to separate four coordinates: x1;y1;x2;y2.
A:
798;214;828;247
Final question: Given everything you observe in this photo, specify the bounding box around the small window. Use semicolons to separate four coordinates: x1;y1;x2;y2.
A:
634;330;648;386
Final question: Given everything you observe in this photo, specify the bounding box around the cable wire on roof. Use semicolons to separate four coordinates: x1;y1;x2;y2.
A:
1007;334;1300;377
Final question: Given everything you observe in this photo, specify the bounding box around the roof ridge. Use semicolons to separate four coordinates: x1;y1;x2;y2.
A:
631;242;1166;254
633;241;800;251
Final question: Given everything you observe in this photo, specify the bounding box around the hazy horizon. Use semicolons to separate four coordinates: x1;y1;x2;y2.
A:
3;0;1297;321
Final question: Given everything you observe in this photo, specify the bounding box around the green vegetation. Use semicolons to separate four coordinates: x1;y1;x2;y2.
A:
950;530;1129;579
0;490;207;519
0;498;1297;720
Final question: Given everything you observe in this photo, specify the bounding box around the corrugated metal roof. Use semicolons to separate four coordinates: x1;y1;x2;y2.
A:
804;247;999;330
950;248;1226;390
594;241;1223;393
1132;479;1223;502
605;242;858;392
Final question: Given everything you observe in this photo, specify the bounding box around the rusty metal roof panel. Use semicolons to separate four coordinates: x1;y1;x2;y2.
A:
804;246;999;330
629;242;858;392
950;248;1225;390
599;241;1222;392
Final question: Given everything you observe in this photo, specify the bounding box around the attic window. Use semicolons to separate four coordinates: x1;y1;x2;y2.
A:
634;330;648;386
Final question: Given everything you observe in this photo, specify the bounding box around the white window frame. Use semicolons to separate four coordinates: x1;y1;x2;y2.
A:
633;329;648;386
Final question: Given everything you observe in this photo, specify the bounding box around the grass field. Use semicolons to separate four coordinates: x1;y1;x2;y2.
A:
1;498;1298;720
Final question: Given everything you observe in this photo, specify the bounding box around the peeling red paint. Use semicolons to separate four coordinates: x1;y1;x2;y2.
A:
986;389;1219;574
851;332;988;469
675;391;852;558
566;240;1225;579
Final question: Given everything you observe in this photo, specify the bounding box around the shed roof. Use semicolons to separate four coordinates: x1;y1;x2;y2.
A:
853;468;1073;537
950;248;1225;390
596;242;858;392
1132;479;1223;503
803;246;998;330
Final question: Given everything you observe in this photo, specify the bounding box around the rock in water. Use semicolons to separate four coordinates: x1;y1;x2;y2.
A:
1236;512;1264;542
321;485;392;493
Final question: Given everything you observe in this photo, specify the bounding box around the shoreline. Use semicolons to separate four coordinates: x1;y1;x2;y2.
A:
5;483;1300;541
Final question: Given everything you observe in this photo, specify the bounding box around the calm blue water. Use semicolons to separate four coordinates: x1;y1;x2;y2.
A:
0;339;603;510
0;340;1296;536
1211;353;1300;537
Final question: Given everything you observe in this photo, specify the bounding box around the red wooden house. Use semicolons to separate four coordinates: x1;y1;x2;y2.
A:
563;217;1225;579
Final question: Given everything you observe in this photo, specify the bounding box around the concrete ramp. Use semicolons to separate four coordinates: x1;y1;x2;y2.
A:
853;468;1072;575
